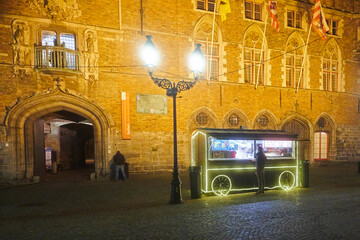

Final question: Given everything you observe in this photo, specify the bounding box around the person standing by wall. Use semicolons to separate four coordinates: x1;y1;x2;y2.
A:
113;151;127;181
255;146;267;194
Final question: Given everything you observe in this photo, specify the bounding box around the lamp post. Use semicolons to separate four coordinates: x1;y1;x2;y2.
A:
141;35;204;204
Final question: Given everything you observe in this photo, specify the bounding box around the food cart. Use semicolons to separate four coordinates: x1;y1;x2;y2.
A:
191;128;304;196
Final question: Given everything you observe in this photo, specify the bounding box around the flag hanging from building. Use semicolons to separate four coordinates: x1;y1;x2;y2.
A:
220;0;231;21
268;0;279;33
311;0;329;41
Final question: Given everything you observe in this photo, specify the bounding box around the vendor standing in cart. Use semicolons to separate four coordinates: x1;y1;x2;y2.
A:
254;146;267;194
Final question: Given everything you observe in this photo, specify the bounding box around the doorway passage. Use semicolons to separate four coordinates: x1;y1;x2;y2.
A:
34;110;95;181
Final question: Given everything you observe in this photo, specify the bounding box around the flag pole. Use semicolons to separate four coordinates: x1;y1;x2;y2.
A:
255;9;269;90
296;26;311;93
208;3;217;86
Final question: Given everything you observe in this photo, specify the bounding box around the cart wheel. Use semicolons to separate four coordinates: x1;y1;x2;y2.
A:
278;170;295;191
211;175;232;196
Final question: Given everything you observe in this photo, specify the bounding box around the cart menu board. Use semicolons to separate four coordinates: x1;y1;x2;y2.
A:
257;140;293;157
210;139;254;160
210;138;294;160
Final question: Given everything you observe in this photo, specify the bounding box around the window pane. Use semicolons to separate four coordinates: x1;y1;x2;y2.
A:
254;4;261;20
197;0;205;10
42;31;57;46
286;68;293;87
323;73;329;90
255;65;264;84
331;61;337;71
323;60;329;70
208;0;215;12
332;20;337;35
295;69;303;88
244;49;252;60
295;56;302;67
331;74;337;91
296;12;301;28
287;11;293;27
286;55;294;66
245;2;252;19
208;44;219;56
60;33;76;50
254;49;261;61
245;63;252;83
209;58;218;80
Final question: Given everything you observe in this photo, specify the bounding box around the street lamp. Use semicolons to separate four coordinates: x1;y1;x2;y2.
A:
141;35;204;204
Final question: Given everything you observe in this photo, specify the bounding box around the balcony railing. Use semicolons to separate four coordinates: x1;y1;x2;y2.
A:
35;45;80;72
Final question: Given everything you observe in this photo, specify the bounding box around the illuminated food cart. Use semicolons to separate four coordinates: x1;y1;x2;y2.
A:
191;128;303;196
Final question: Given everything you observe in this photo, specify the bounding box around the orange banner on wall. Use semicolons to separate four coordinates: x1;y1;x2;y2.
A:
121;92;131;139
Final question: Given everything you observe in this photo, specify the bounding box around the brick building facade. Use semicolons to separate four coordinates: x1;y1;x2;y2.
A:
0;0;359;182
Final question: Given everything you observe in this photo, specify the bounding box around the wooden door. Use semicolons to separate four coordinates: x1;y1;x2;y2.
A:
33;119;46;180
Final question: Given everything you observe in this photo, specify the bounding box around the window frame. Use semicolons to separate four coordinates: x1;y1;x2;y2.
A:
40;30;77;50
197;41;220;81
287;10;302;29
286;53;303;89
244;47;264;85
322;54;338;92
196;0;216;12
325;19;338;36
245;1;262;21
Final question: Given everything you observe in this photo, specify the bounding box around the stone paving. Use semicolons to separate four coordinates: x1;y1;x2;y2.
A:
1;163;360;240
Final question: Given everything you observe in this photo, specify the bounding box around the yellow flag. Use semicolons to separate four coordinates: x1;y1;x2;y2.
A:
220;0;231;21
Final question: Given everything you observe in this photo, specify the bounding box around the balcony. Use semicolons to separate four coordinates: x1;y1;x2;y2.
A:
35;45;80;74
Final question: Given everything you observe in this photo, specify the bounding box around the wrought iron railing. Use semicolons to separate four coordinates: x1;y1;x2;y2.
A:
35;46;80;72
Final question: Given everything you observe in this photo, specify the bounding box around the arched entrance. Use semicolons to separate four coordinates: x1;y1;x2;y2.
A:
32;111;95;180
281;115;313;162
4;87;113;181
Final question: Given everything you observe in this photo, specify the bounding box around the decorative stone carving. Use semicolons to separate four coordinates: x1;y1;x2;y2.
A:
10;20;31;76
83;29;99;84
29;0;81;21
245;31;260;47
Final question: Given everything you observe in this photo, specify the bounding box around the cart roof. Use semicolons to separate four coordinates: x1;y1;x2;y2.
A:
194;128;308;141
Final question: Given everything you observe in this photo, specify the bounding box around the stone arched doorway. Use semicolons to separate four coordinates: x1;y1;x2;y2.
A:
281;115;312;162
4;87;113;182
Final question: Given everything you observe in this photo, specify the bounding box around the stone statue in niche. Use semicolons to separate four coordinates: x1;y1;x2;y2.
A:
86;35;94;52
83;29;99;83
11;20;31;76
14;25;24;44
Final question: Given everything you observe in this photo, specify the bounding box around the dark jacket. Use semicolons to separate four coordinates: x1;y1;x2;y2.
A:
113;151;125;165
256;151;267;170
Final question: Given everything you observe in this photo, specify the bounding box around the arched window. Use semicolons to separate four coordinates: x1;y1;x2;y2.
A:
323;41;340;91
243;27;265;85
194;16;222;81
285;37;304;89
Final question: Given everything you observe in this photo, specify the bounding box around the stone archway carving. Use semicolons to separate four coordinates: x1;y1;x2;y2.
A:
188;107;219;133
222;109;250;129
252;109;278;130
3;85;114;181
281;114;313;162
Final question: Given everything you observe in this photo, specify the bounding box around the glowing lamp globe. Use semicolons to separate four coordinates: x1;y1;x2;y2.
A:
141;35;160;69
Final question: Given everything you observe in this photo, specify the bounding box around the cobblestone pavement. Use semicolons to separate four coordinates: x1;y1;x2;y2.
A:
1;163;360;240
